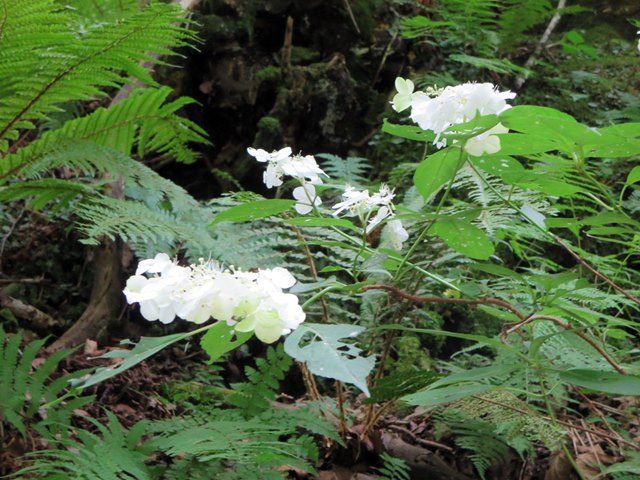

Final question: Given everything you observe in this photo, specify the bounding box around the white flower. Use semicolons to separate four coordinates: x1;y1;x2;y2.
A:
248;147;326;188
464;123;509;156
247;146;292;164
384;219;409;251
400;79;516;149
391;77;426;113
332;184;395;217
366;206;392;233
293;183;322;214
281;154;326;184
135;252;173;275
247;147;292;188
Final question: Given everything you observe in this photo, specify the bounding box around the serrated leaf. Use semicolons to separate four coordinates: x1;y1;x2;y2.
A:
200;322;253;364
210;199;295;225
284;323;375;396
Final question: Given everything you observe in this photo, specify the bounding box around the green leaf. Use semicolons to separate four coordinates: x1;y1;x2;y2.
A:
440;114;499;142
471;154;527;183
282;216;359;232
73;331;199;389
210;199;295;225
403;383;497;406
382;119;436;143
559;369;640;395
432;218;494;259
626;166;640;186
413;147;463;200
200;322;253;364
284;323;375;396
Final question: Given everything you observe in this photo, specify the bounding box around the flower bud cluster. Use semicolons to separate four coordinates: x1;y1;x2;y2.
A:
124;254;305;343
392;78;515;155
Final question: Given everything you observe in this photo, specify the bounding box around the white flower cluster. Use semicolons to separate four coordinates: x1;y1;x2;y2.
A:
248;148;409;250
123;254;305;344
392;78;515;155
247;146;326;215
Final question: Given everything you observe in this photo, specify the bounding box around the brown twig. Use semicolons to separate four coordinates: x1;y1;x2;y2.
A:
508;314;626;375
0;277;49;285
362;284;527;320
515;0;567;89
385;424;454;452
364;284;626;374
554;235;640;306
477;394;640;451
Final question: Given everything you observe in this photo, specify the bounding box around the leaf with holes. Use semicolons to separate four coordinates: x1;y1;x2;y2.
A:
284;323;375;396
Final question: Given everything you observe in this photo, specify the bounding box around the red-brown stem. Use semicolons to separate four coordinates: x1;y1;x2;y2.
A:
364;285;626;374
516;314;626;375
554;236;640;306
362;284;527;321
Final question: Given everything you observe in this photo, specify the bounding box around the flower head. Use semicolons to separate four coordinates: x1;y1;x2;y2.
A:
124;257;305;343
397;79;516;149
248;147;326;188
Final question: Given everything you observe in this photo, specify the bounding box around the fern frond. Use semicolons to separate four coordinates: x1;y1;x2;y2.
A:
316;153;371;185
1;87;208;183
18;413;152;480
74;196;212;246
0;1;197;152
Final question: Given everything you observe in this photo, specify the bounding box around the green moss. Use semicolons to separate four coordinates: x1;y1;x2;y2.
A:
256;66;282;83
253;116;282;146
257;116;281;134
291;46;320;64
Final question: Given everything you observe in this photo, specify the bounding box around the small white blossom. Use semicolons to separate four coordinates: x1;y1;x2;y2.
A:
332;184;395;217
293;183;322;214
366;206;392;233
281;154;325;184
384;219;409;251
391;77;427;113
464;123;509;156
248;147;326;188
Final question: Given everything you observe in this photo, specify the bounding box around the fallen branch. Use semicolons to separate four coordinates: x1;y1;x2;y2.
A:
0;291;62;330
515;0;567;89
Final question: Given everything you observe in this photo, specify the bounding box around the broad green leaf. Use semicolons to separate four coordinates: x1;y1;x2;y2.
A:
200;322;253;364
497;133;559;155
440;114;499;141
626;166;640;185
283;216;359;232
284;323;375;396
584;123;640;158
471;154;527;183
428;364;517;390
500;106;598;153
73;332;195;389
559;369;640;395
403;383;497;406
210;199;295;225
382;119;436;142
413;147;463;200
431;218;494;259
